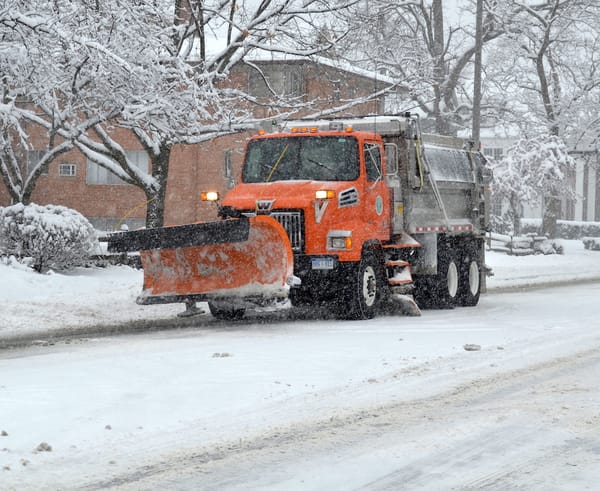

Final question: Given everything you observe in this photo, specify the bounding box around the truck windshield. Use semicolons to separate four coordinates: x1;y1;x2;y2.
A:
242;136;360;183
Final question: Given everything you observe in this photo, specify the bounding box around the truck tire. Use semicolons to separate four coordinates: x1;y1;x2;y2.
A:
208;301;246;320
336;250;382;320
289;289;313;307
412;276;435;309
457;246;481;307
413;249;459;310
436;249;459;308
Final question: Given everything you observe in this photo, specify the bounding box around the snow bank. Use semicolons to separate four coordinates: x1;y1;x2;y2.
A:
486;239;600;290
0;262;181;340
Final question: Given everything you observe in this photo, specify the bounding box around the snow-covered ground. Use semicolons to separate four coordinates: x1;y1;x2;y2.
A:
1;239;600;342
1;240;600;490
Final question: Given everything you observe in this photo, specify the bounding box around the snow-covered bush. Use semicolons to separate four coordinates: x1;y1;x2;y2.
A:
583;237;600;251
521;219;600;239
0;203;99;272
557;221;600;239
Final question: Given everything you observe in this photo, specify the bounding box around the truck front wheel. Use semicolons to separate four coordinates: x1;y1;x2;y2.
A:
336;250;383;320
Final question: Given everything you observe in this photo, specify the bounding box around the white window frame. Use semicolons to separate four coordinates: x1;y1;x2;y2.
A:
224;149;233;179
483;147;504;161
249;65;304;98
59;163;77;177
86;150;149;185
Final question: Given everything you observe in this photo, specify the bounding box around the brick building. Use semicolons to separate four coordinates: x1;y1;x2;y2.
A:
0;58;393;230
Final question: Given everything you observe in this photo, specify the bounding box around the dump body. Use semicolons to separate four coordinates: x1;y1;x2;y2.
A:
400;137;487;234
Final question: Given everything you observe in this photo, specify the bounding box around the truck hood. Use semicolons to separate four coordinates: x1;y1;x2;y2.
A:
223;180;355;210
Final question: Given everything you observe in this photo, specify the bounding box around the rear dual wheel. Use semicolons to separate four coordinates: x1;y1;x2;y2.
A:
414;249;459;309
437;251;459;307
415;248;459;309
457;246;481;307
414;242;481;309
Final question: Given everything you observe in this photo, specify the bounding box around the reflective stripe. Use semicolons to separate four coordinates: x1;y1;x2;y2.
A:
414;224;473;233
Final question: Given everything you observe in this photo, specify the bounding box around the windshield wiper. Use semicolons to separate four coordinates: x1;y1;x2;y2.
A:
307;158;336;177
266;144;290;182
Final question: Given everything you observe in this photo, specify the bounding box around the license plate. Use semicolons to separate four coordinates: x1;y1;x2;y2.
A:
311;257;334;270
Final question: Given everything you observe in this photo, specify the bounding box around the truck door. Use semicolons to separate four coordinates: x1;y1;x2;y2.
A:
363;141;390;239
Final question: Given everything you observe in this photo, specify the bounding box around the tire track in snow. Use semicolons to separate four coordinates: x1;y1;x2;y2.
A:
84;344;600;490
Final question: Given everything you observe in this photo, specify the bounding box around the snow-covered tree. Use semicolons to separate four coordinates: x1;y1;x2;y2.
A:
1;1;226;222
1;0;367;228
0;4;80;204
485;0;600;136
490;135;575;236
329;0;504;135
483;0;600;234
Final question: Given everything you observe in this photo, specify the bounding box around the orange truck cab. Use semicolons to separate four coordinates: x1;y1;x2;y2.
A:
218;123;412;318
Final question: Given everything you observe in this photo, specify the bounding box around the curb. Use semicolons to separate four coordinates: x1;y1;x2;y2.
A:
0;314;211;350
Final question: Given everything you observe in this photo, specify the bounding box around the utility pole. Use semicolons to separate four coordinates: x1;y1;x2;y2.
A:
472;0;486;292
472;0;483;147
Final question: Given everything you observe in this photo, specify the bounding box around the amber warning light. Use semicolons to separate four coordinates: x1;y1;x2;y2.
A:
315;190;335;200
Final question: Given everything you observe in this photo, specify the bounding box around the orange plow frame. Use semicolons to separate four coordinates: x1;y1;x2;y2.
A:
135;215;294;305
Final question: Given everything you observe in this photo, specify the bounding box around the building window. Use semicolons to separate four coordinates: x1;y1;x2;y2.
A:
27;150;49;175
86;150;149;185
483;147;503;161
224;149;235;189
224;149;232;179
248;65;304;98
331;80;341;102
491;194;503;217
59;163;77;177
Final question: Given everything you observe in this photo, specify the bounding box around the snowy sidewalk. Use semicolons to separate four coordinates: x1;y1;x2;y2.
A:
1;240;599;345
485;239;600;290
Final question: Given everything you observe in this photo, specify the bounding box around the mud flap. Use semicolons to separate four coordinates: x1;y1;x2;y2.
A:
133;216;294;304
389;294;422;316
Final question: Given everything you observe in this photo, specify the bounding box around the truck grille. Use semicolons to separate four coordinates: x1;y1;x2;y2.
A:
270;211;304;253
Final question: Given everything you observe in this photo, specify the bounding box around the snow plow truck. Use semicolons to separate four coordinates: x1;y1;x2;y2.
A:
107;114;491;320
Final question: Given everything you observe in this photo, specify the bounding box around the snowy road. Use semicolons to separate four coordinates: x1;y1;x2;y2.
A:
129;345;600;491
2;282;600;490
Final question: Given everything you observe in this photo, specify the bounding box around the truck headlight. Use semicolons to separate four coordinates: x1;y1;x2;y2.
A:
201;191;220;202
327;231;352;250
315;189;335;200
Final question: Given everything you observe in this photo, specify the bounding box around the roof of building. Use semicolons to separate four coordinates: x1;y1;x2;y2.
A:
244;52;398;86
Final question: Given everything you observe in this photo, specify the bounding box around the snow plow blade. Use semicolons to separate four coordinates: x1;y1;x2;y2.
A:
107;218;250;253
109;216;294;305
